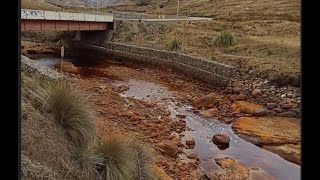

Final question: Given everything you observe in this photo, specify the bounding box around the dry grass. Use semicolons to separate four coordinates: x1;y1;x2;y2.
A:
98;134;136;180
21;0;62;11
129;139;155;180
113;16;300;85
74;148;104;178
22;72;102;179
113;0;299;22
110;0;300;86
21;0;116;14
43;80;96;149
98;134;156;180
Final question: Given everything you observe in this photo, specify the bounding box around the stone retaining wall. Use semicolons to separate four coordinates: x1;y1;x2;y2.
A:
105;42;235;86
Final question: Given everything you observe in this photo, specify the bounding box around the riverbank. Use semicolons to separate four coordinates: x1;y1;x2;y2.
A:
21;39;300;179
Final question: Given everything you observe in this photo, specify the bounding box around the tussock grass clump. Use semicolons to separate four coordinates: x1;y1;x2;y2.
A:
98;135;136;180
214;31;235;47
74;148;104;178
98;135;155;180
129;139;154;180
43;80;96;149
167;37;182;51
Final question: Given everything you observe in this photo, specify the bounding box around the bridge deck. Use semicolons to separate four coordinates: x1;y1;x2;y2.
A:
21;9;113;22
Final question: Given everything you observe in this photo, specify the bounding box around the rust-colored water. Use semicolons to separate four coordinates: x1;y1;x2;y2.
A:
114;79;300;180
36;57;300;179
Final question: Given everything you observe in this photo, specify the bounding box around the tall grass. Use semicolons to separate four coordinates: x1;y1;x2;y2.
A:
74;148;104;178
98;135;136;180
98;135;155;180
214;31;235;47
129;139;154;180
43;80;96;149
167;37;182;51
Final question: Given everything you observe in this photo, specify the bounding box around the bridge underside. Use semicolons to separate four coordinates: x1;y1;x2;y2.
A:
21;19;112;31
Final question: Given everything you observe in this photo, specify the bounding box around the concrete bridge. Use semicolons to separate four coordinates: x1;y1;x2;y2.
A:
21;9;114;31
20;9;211;46
21;9;115;46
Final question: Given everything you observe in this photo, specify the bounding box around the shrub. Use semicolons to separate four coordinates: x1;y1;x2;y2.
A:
167;37;182;51
98;135;136;180
74;148;104;178
214;31;235;47
98;135;155;180
129;139;154;180
43;80;96;149
137;0;150;6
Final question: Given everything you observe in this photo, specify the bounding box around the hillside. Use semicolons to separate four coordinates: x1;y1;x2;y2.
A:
45;0;129;8
21;0;301;84
114;0;300;21
112;0;300;86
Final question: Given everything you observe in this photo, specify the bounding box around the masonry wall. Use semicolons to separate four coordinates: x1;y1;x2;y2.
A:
104;42;235;86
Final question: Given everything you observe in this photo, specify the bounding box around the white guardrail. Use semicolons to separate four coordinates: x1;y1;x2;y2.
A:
21;9;114;22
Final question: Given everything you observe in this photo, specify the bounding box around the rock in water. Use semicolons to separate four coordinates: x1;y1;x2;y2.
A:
214;157;250;179
212;134;230;150
185;139;195;146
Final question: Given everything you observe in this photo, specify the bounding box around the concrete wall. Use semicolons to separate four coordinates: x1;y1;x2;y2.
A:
21;9;113;22
21;20;110;31
105;42;235;86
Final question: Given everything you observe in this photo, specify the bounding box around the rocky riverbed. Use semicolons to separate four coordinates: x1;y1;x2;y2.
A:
22;52;301;180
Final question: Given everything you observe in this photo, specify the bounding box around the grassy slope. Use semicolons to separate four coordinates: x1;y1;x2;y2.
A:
21;0;62;11
21;0;300;79
21;0;114;14
112;0;300;81
21;73;101;179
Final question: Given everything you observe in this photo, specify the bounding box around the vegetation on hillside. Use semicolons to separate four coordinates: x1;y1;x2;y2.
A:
167;37;182;51
214;31;235;47
22;72;157;179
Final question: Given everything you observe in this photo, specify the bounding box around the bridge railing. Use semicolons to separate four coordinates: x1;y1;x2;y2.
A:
21;9;114;22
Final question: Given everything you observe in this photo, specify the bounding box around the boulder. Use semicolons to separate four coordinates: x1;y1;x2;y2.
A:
186;139;195;146
192;93;219;109
252;108;268;117
231;101;263;115
232;117;300;165
200;108;219;117
157;140;181;157
212;134;230;150
214;157;250;179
